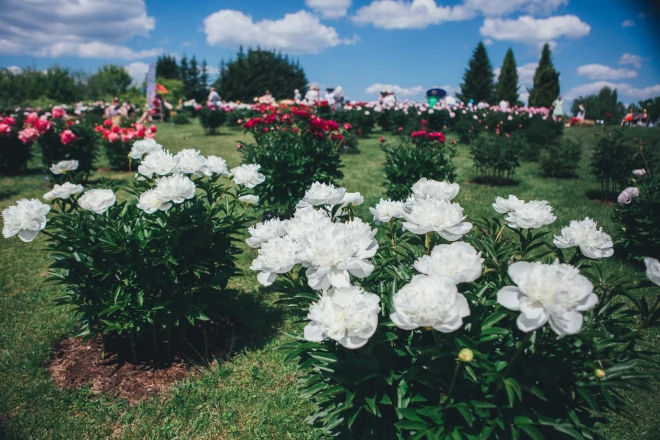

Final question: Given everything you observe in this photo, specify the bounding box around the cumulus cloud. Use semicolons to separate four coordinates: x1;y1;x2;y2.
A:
124;62;150;86
619;53;647;69
463;0;568;17
0;0;160;59
493;62;537;86
480;15;591;46
365;83;424;96
565;81;660;101
577;64;637;80
621;19;635;27
204;10;351;54
306;0;352;18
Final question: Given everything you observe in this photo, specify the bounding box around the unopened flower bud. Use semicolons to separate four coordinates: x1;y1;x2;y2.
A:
594;369;606;379
458;348;474;363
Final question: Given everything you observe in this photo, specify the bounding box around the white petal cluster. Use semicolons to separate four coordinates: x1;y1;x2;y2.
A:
645;258;660;286
411;178;460;201
301;182;346;206
129;138;163;160
2;199;50;242
231;164;265;188
402;197;472;240
137;189;171;213
44;182;84;201
153;174;196;204
504;200;556;229
285;206;332;243
176;149;207;175
250;235;300;286
138;150;180;177
203;156;229;176
414;242;484;284
553;217;614;259
304;286;381;349
298;218;378;290
369;199;404;224
50;160;79;174
492;195;525;214
246;218;289;248
390;275;470;332
78;189;116;214
239;195;259;205
497;261;597;335
340;192;364;207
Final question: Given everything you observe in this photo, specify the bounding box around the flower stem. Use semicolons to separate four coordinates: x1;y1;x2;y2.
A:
442;362;461;404
425;232;432;254
389;219;396;246
494;331;532;399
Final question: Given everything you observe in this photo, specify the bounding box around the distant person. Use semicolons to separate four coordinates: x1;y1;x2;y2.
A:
621;108;634;127
383;90;396;105
428;90;440;108
325;87;335;104
577;104;586;120
294;89;302;103
333;86;344;111
499;99;509;111
104;97;121;118
207;87;221;106
304;86;319;104
552;96;565;120
261;90;274;104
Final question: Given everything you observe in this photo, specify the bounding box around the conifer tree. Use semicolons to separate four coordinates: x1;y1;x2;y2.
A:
188;56;200;101
458;42;495;104
496;48;519;104
156;55;179;80
198;60;209;100
528;43;560;108
179;56;191;98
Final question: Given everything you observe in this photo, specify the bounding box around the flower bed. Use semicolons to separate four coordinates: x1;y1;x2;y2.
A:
94;120;157;170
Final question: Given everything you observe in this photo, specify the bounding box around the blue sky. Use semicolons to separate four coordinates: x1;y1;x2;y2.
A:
1;0;659;104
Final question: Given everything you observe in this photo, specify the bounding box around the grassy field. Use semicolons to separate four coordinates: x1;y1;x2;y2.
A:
1;121;659;439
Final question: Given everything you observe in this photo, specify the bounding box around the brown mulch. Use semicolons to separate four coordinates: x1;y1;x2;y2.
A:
46;336;191;403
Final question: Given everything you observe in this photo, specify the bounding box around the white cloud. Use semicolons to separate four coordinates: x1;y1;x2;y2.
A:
484;38;493;45
365;83;424;96
619;53;647;69
306;0;352;18
0;0;159;59
463;0;568;17
480;15;591;46
565;81;660;101
204;10;350;54
124;62;150;86
493;62;537;86
621;19;635;27
577;64;637;80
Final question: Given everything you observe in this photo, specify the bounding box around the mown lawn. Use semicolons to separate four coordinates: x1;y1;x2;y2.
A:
0;120;658;439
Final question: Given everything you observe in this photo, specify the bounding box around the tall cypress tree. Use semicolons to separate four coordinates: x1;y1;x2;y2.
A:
528;43;560;108
496;48;519;104
188;56;200;101
199;60;209;100
458;42;495;104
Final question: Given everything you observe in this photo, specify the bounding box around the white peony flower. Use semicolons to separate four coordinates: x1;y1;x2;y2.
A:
390;275;470;332
301;182;346;206
340;192;364;207
298;219;378;291
497;261;598;335
304;286;381;349
411;178;460;201
43;182;83;201
203;155;229;176
231;164;265;188
402;197;472;241
246;218;288;248
78;189;116;214
644;257;660;286
369;199;405;224
239;195;259;205
138;150;180;177
153;174;196;204
285;206;332;243
176;149;207;175
505;200;556;229
492;195;525;214
129;138;163;160
137;189;171;213
2;199;51;242
50;160;79;174
250;235;299;286
414;242;484;283
553;217;614;259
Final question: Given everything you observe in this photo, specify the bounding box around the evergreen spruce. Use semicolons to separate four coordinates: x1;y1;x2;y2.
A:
156;55;179;80
458;42;495;104
188;56;200;101
179;56;191;99
198;60;209;101
495;48;519;104
528;43;560;108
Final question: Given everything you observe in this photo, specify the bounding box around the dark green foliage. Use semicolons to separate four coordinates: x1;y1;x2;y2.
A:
454;118;481;144
225;108;257;127
470;134;521;182
528;44;560;108
383;135;456;200
571;87;625;123
103;140;133;171
214;48;308;102
156;54;180;80
199;107;227;135
38;120;98;175
0;135;31;175
496;48;520;104
172;112;190;125
334;108;377;135
522;117;564;161
458;42;495;104
539;138;582;178
86;65;132;98
590;129;637;197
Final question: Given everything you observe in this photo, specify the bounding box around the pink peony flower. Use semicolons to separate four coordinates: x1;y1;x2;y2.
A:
379;136;386;142
34;119;51;133
18;127;39;143
26;112;39;124
632;169;647;177
2;116;16;126
52;107;67;119
0;123;11;135
617;187;640;204
107;132;119;142
60;129;78;145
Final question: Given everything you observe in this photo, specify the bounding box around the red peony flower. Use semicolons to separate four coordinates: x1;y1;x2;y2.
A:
60;129;78;145
343;123;353;131
103;119;113;127
52;107;67;119
2;117;16;126
379;136;386;143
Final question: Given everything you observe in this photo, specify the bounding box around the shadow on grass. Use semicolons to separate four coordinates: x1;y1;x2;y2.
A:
0;187;19;202
470;176;520;187
585;189;617;205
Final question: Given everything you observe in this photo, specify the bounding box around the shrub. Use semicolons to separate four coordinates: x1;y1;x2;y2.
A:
251;180;656;439
339;123;360;154
226;108;256;127
0;113;32;175
38;118;98;176
171;112;190;125
241;113;344;216
2;149;261;360
383;130;456;200
95;121;158;171
198;106;228;135
336;106;376;135
539;137;582;178
470;134;521;183
454;118;480;144
590;129;636;198
522;117;564;161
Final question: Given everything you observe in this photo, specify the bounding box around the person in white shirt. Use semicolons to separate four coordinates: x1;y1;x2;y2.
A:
325;88;335;103
294;89;302;103
499;100;508;111
207;87;221;106
304;86;320;104
382;91;396;105
577;104;586;120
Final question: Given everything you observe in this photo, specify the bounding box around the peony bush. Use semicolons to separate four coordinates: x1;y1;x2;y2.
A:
2;146;263;360
248;179;658;439
0;113;33;175
199;105;228;135
95;120;158;170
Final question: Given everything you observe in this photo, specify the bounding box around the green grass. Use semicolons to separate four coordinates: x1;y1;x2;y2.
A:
1;120;659;439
